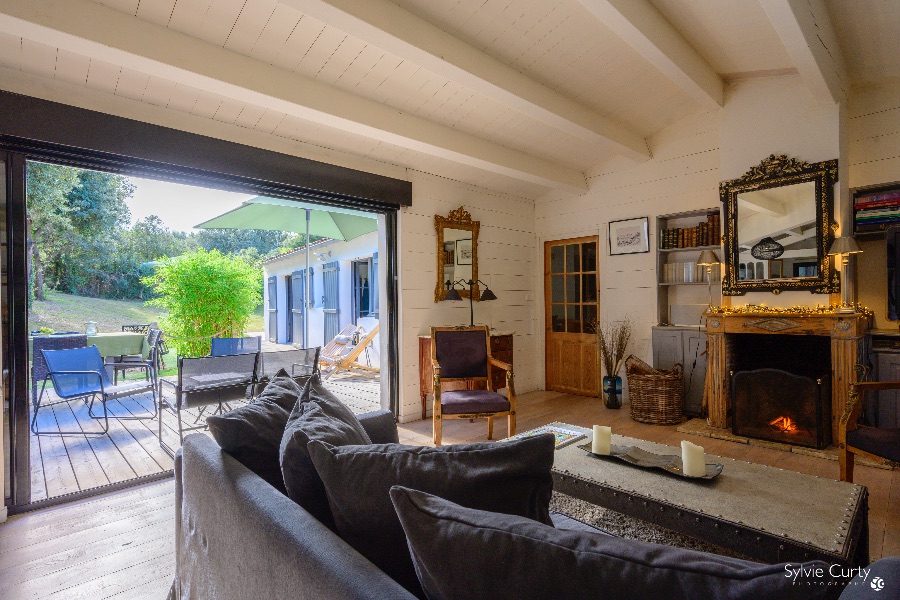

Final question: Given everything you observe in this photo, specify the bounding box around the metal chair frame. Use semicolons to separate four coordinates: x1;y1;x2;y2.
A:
210;336;262;356
32;346;157;436
108;328;163;385
158;352;260;457
251;347;322;397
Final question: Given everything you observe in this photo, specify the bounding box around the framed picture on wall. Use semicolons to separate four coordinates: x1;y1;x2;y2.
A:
608;217;650;255
456;239;473;265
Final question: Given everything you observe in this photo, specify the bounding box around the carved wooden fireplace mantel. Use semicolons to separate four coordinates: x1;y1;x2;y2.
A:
704;312;869;443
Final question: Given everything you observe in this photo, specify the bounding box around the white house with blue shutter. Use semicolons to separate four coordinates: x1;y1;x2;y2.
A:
261;232;381;371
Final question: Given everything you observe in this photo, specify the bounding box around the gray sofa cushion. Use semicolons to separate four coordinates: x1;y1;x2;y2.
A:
307;433;555;597
389;486;833;600
206;369;303;492
280;374;371;528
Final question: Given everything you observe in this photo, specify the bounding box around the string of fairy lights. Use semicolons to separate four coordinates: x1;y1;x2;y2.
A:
706;303;875;320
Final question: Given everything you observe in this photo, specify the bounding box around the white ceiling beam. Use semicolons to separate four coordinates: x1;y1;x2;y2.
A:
282;0;650;161
0;65;410;181
0;0;587;192
759;0;849;104
576;0;722;110
737;193;786;218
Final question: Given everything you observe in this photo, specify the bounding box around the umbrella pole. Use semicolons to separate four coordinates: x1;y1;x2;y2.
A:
305;209;311;348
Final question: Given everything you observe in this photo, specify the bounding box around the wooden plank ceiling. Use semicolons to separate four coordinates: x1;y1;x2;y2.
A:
0;0;894;198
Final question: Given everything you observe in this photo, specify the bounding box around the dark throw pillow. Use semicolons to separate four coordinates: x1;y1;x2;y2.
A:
279;374;372;528
207;369;304;493
389;487;832;600
306;433;555;596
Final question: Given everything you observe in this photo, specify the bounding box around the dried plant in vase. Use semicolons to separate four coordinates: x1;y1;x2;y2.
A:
596;318;633;409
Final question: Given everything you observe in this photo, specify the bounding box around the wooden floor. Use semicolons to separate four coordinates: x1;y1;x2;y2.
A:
3;389;896;599
29;373;381;502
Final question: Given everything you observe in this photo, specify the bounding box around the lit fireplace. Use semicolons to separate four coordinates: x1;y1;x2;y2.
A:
731;368;831;449
768;416;799;434
727;333;832;449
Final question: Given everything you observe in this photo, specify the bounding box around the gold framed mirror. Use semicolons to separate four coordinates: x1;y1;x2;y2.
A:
721;155;840;296
434;207;480;302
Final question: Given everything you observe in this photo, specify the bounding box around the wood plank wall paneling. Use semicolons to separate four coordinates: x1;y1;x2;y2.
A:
850;81;900;329
535;109;721;369
398;171;537;422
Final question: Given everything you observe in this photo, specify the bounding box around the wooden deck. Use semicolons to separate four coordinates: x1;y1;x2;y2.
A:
29;374;381;502
2;390;896;599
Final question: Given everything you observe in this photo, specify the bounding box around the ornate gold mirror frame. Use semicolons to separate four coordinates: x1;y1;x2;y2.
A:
721;154;840;296
434;207;480;302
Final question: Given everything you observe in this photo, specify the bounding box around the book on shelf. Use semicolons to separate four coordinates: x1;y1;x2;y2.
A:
660;212;720;249
660;261;719;284
855;197;900;210
855;189;900;205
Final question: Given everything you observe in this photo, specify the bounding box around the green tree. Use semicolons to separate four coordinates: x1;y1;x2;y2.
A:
143;249;262;357
195;228;288;256
276;232;325;256
25;162;79;300
65;169;134;239
48;170;139;298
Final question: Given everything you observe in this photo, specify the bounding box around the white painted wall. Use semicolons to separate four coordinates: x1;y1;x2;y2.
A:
534;109;722;382
850;81;900;329
263;231;380;369
397;171;537;423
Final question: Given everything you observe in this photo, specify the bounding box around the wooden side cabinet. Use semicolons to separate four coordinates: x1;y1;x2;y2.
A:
418;332;514;420
651;325;707;417
870;332;900;428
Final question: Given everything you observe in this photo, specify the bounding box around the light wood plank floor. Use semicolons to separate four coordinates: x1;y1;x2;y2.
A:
29;375;380;502
4;389;896;599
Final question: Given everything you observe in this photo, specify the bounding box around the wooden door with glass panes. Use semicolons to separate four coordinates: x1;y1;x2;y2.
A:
544;237;600;396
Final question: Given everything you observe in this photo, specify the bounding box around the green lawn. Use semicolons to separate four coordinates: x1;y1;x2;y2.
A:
29;289;265;336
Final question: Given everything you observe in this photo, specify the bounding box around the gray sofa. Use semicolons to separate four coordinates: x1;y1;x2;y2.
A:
172;410;414;600
170;409;898;600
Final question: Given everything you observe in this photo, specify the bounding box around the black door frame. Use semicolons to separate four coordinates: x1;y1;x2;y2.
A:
1;91;407;512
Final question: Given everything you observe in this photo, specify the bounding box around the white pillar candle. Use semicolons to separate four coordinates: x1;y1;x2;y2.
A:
592;425;611;455
681;440;706;477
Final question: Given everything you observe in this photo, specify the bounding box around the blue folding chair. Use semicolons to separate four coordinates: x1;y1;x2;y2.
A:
32;346;157;436
210;336;262;356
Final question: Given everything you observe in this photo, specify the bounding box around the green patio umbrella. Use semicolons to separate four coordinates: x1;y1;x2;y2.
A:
195;196;378;345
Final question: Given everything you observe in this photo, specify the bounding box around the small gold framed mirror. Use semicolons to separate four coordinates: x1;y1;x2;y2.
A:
434;207;480;302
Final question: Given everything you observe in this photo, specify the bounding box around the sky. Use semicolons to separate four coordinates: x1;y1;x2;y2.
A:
126;177;255;233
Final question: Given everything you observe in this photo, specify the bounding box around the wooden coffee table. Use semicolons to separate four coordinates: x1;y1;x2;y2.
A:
547;423;869;567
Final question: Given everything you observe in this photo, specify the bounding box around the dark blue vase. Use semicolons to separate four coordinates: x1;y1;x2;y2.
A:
602;375;622;409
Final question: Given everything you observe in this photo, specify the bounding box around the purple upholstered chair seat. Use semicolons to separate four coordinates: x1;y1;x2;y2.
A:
441;389;510;415
847;426;900;463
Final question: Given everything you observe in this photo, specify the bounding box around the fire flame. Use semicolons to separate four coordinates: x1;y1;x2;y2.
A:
768;416;799;434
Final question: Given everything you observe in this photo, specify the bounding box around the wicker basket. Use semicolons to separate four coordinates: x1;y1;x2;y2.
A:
625;355;684;425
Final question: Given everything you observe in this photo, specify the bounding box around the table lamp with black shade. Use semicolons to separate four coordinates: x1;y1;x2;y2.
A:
443;279;497;325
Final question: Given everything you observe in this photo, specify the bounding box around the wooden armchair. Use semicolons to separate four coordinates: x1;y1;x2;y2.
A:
430;325;516;446
839;381;900;482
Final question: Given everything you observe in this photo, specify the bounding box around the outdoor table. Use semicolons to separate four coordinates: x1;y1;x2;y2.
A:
29;332;150;360
30;332;150;396
88;332;150;360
